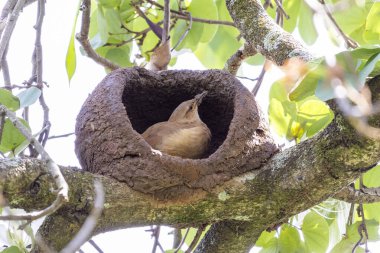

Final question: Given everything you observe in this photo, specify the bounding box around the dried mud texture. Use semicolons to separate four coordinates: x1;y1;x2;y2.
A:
75;67;278;198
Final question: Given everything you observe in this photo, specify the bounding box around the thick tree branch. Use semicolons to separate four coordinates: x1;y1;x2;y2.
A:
1;77;379;250
226;0;313;65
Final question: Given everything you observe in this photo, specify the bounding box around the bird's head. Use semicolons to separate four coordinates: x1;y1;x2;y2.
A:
168;91;208;123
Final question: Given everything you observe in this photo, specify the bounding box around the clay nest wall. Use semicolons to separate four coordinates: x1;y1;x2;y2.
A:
75;67;278;198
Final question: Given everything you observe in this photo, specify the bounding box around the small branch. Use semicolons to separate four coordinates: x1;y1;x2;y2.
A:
0;112;5;144
1;46;11;87
48;132;75;140
334;182;380;204
76;0;119;70
172;228;182;249
150;225;162;253
185;225;206;253
171;12;192;52
145;0;235;27
88;240;104;253
0;0;27;61
61;181;105;253
161;0;170;44
170;13;235;27
252;61;271;95
174;228;190;253
273;0;289;20
0;105;69;222
224;43;257;75
317;0;358;49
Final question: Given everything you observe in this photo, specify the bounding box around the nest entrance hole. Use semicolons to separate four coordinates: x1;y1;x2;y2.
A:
122;73;235;157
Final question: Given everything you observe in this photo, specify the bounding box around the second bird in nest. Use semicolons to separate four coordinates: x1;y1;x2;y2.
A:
142;91;211;159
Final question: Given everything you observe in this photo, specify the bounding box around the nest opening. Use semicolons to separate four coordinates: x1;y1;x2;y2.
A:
123;76;234;157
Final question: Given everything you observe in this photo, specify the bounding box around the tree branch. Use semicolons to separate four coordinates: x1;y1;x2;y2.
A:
1;76;379;250
334;183;380;204
0;0;27;61
76;0;119;70
225;0;314;65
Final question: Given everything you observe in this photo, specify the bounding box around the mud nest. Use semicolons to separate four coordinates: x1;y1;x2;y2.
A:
75;67;277;198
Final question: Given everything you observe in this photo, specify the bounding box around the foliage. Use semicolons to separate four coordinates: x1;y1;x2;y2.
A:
2;0;380;252
0;87;41;156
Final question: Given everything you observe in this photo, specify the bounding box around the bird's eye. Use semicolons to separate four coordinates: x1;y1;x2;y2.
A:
189;105;193;110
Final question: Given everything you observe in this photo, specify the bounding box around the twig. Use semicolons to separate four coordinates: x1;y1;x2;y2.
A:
88;239;104;253
151;225;162;253
145;0;235;27
0;112;5;145
30;0;51;157
172;228;182;249
61;181;105;253
317;0;358;49
174;228;190;253
225;43;257;75
1;46;11;87
161;0;170;44
252;61;271;96
171;12;192;51
170;13;235;27
0;0;27;61
48;132;75;140
185;225;206;253
0;105;69;223
76;0;120;70
273;0;289;20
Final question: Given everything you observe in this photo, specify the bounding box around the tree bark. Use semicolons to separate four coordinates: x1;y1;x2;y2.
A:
226;0;314;65
1;77;379;251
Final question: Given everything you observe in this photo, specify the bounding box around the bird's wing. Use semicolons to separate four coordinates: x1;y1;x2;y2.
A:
142;122;183;149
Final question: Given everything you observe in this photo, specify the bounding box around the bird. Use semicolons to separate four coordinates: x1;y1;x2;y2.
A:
142;91;211;159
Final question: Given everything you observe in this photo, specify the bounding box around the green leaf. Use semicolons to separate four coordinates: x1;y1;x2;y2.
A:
298;1;317;45
96;0;121;8
189;0;218;43
16;87;41;108
104;8;123;34
258;237;279;253
365;3;380;35
283;0;301;33
278;225;301;253
245;54;265;66
358;52;380;87
297;98;334;137
164;250;184;253
256;230;276;247
268;97;297;140
0;88;20;111
105;45;132;67
97;5;110;45
194;26;241;69
302;211;329;253
66;33;77;82
347;220;380;243
0;118;30;154
181;226;209;249
0;246;23;253
334;2;370;35
289;69;323;102
65;0;81;83
330;239;363;253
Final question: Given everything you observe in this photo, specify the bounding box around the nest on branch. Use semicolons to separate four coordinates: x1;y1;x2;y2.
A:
75;67;277;199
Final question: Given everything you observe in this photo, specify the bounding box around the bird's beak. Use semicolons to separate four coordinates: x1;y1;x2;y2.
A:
194;91;208;106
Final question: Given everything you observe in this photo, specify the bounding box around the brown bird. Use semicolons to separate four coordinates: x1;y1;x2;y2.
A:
142;91;211;159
